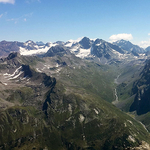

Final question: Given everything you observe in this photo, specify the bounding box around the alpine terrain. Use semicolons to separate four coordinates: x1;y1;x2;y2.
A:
0;37;150;150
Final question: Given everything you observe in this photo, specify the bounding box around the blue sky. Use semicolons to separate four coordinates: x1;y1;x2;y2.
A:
0;0;150;48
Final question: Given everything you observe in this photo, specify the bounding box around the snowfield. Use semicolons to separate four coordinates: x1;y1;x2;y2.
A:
20;43;57;56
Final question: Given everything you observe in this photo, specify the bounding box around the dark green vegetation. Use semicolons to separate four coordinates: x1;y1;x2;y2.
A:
0;52;150;150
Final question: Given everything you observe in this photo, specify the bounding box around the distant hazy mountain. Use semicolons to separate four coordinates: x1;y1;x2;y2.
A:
0;40;21;57
54;41;65;45
145;46;150;51
113;39;145;53
36;41;45;46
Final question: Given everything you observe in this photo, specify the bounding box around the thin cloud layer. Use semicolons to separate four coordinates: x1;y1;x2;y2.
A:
0;0;15;4
109;33;133;42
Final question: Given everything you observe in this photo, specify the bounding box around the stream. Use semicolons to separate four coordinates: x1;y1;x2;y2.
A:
112;74;121;104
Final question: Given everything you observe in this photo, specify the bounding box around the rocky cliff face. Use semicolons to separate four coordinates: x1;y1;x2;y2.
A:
130;60;150;115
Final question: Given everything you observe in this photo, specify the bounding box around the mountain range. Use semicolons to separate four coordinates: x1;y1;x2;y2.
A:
0;37;149;63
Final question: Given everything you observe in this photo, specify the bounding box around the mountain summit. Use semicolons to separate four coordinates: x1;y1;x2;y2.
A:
113;39;145;53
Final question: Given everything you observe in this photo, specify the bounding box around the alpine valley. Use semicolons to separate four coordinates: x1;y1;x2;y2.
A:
0;37;150;150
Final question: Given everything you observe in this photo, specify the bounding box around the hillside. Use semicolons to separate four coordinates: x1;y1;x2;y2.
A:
0;52;149;149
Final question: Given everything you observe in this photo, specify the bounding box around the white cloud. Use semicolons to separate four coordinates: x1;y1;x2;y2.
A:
109;33;133;42
139;40;150;48
24;18;27;21
0;0;15;4
148;33;150;36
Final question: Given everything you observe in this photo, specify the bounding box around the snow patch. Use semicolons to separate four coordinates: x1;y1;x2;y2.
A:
65;42;73;47
68;104;72;114
2;83;7;85
79;114;85;123
128;135;135;143
4;66;22;78
9;71;23;80
76;48;91;58
124;122;127;127
56;63;59;68
13;129;17;133
127;120;133;125
111;49;125;59
3;66;23;80
94;108;99;114
70;45;80;52
36;68;42;73
95;42;102;46
20;43;57;56
56;68;62;73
